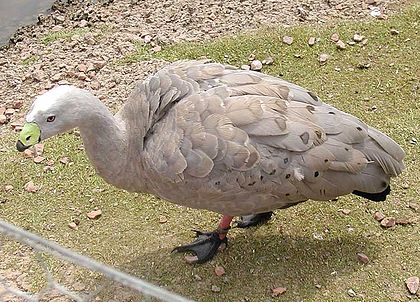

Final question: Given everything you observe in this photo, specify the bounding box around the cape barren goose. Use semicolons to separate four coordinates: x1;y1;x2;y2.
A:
17;60;405;263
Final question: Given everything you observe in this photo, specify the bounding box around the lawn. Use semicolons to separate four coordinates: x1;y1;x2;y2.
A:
0;3;419;302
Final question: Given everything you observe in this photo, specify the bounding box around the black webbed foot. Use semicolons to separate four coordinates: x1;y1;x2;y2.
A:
172;230;227;264
235;211;274;228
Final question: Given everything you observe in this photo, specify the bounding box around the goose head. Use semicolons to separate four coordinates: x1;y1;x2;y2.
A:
16;85;91;151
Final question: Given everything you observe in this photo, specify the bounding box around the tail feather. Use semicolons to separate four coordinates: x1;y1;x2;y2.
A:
353;185;391;201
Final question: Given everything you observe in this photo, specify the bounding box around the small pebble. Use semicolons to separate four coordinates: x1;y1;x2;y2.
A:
193;274;202;281
373;211;385;221
308;37;316;46
390;29;399;35
331;33;340;42
33;156;45;164
143;35;152;43
282;36;293;45
214;266;226;276
211;285;221;293
356;252;369;264
336;40;346;49
319;53;329;64
272;287;287;297
406;276;419;294
262;56;274;65
353;33;365;42
59;157;70;165
68;222;78;230
250;60;262;71
24;181;38;193
370;6;382;18
380;217;396;228
86;209;102;219
358;62;371;69
347;288;357;297
248;53;256;61
339;208;351;215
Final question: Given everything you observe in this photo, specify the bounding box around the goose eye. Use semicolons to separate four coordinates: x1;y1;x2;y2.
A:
46;116;55;122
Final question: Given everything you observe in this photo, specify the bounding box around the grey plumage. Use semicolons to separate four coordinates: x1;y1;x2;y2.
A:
22;60;406;216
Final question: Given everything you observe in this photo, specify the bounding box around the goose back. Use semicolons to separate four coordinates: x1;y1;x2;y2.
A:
124;60;405;215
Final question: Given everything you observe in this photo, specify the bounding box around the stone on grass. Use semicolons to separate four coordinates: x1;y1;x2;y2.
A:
282;36;293;45
308;37;316;46
272;287;287;297
338;209;351;215
4;185;14;191
262;56;274;65
353;33;365;42
59;157;70;165
356;253;369;264
390;29;399;35
33;156;45;164
319;54;329;64
373;211;385;221
380;217;396;228
68;222;78;230
336;40;346;49
347;288;357;297
214;266;225;276
86;209;102;219
250;60;262;71
331;33;340;42
24;181;38;193
406;276;419;294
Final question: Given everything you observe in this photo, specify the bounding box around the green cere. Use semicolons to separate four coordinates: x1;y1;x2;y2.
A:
18;122;41;147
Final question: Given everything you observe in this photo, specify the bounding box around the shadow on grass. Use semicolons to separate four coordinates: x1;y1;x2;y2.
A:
99;231;377;301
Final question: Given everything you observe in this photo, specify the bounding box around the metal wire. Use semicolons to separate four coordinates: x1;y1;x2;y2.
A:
0;219;194;302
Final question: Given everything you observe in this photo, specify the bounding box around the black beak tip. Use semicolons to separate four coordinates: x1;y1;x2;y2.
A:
16;140;29;152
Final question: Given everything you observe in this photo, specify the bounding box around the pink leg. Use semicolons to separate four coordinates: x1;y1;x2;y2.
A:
217;215;234;240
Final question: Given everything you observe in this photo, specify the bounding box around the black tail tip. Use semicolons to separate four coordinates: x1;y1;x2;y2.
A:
353;185;391;202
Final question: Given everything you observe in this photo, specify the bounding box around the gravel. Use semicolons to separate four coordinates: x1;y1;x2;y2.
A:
0;0;408;125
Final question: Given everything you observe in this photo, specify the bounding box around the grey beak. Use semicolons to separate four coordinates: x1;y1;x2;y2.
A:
16;140;29;152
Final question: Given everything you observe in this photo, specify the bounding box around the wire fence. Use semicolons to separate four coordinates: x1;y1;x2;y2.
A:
0;219;194;302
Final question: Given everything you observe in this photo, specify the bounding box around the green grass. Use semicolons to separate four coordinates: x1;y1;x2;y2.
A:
1;4;419;302
40;28;90;44
21;55;40;66
40;24;112;45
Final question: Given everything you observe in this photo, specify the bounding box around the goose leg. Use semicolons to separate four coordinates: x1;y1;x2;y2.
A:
235;211;273;228
172;215;233;263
